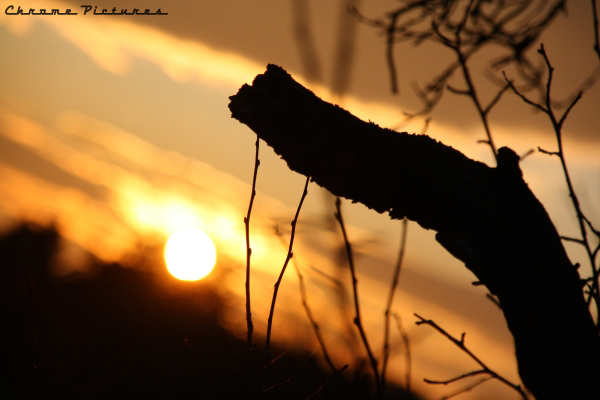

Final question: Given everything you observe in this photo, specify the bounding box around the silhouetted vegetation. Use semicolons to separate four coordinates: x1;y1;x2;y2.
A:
229;1;600;398
0;224;414;399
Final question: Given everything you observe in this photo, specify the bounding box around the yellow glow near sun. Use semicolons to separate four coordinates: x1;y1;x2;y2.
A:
164;228;216;281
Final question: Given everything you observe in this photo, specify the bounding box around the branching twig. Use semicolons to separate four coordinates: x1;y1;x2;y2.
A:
414;313;528;399
230;62;600;399
431;0;499;162
334;197;382;397
354;0;566;141
504;44;600;319
381;218;408;395
265;176;310;355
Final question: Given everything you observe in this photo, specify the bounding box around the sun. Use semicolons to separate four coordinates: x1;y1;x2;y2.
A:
164;228;216;281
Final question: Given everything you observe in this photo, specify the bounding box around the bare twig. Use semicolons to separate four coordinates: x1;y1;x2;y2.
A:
505;44;600;318
425;369;488;385
273;226;338;373
334;197;382;397
519;148;535;161
393;313;412;398
432;0;499;162
244;135;260;392
354;0;570;155
419;116;432;136
484;83;511;115
386;13;401;94
440;376;494;400
486;293;502;310
381;218;408;395
291;0;322;84
305;364;349;400
254;348;316;399
265;176;310;354
293;261;338;373
230;63;600;398
414;313;528;399
593;0;600;59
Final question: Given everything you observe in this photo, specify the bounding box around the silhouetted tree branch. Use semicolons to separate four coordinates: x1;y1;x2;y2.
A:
229;64;600;399
414;313;527;399
351;0;569;139
504;44;600;319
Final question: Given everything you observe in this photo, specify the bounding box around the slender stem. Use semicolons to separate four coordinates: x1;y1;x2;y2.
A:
415;314;528;399
386;13;400;94
381;218;408;394
245;139;259;350
334;197;382;398
275;227;338;373
456;46;498;162
505;45;600;321
592;0;600;59
305;364;349;400
265;176;310;355
451;0;498;163
537;45;600;316
244;135;260;396
293;260;337;373
393;314;412;398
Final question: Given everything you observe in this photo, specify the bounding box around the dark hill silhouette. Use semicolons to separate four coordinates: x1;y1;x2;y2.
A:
0;223;414;399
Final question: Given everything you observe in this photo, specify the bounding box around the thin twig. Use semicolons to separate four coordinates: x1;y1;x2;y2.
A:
414;314;528;399
425;369;488;385
254;348;316;399
419;116;432;136
440;376;494;400
274;226;338;373
305;364;349;400
294;261;338;373
503;72;546;112
393;313;412;398
453;40;498;162
265;177;310;355
484;83;511;115
244;135;260;394
358;0;566;147
592;0;600;59
335;197;382;398
381;218;409;395
386;13;400;94
428;0;499;162
561;236;586;245
506;44;600;317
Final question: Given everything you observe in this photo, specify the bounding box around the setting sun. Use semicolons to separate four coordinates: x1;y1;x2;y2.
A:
164;228;216;281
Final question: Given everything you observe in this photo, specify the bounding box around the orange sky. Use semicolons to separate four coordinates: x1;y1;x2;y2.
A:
1;1;599;398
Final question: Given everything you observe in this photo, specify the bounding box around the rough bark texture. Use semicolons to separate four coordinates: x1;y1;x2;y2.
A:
228;64;600;399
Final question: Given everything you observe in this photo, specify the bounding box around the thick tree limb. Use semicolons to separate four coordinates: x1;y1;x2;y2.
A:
229;65;600;399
